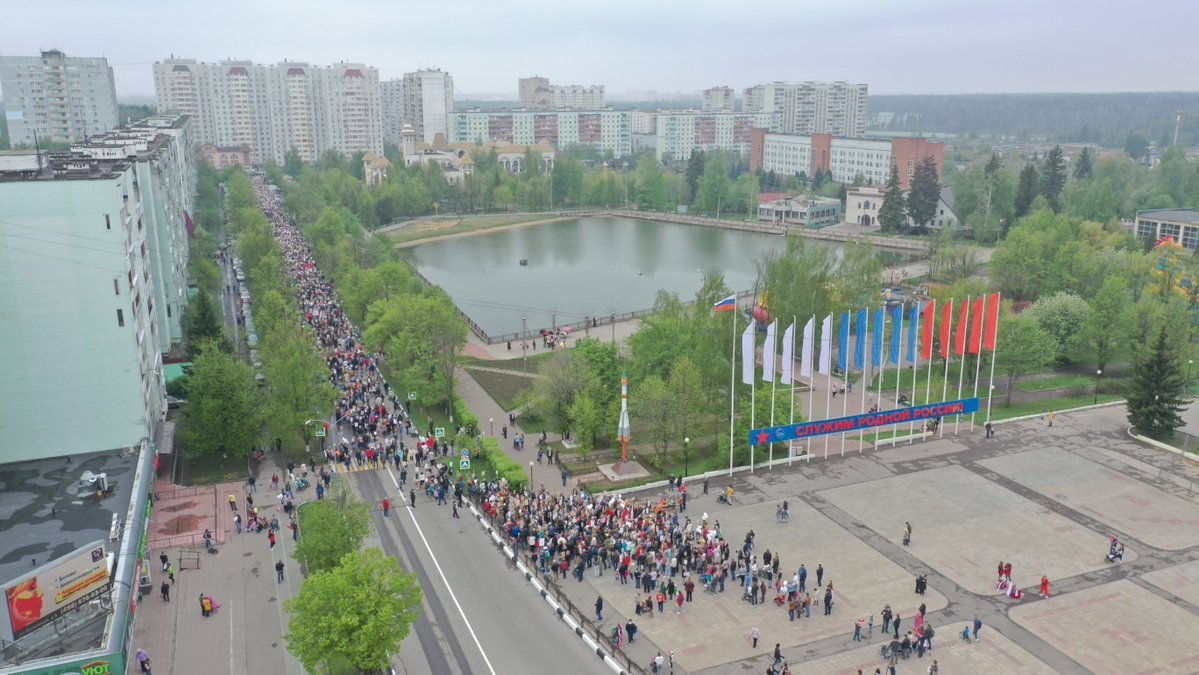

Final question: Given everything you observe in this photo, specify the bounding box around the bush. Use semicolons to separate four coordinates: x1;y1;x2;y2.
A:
166;376;189;398
453;396;479;432
478;436;528;491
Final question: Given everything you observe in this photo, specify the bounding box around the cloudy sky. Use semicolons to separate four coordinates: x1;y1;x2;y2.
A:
2;0;1195;100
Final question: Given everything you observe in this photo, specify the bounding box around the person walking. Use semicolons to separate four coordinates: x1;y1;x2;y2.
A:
1040;575;1051;598
228;494;238;512
750;625;761;648
136;648;152;674
383;498;390;516
166;564;175;584
684;577;695;602
903;522;912;546
1047;411;1055;428
268;530;276;550
893;612;902;639
798;564;807;593
200;593;212;618
595;595;604;621
816;564;824;587
159;552;169;571
276;560;285;582
972;616;982;642
853;617;864;642
626;619;638;644
234;513;242;534
160;581;170;602
882;603;893;633
452;502;460;518
676;590;686;614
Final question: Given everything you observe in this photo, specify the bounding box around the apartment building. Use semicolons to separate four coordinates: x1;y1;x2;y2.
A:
702;86;736;113
743;80;868;137
654;111;780;161
0;50;120;145
452;109;631;157
517;76;606;109
400;69;454;145
0;115;196;462
153;58;382;164
750;131;943;189
382;78;405;147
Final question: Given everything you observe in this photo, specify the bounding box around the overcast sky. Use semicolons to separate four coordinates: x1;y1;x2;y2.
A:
1;0;1195;100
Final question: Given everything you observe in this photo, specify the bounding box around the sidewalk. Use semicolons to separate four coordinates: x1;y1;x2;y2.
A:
128;455;305;675
455;368;571;495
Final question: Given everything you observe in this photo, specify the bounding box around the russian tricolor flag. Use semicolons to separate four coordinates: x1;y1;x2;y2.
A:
714;294;737;312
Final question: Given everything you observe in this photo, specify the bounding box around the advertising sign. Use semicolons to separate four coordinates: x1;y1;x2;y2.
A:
749;398;981;445
3;542;111;641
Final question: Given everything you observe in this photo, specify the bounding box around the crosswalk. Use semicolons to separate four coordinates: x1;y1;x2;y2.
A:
329;463;389;474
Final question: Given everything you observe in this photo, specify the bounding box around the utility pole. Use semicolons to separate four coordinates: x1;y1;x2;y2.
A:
611;312;616;345
522;316;528;375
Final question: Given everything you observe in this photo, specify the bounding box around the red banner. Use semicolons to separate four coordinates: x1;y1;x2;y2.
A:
954;298;969;356
969;297;985;354
940;300;953;359
984;292;1001;351
921;300;936;360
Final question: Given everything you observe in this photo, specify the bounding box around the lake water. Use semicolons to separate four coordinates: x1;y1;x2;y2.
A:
401;216;914;337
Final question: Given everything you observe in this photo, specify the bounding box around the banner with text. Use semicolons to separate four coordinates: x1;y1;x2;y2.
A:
749;398;980;446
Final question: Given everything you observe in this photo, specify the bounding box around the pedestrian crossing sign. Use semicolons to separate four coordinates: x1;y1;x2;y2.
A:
460;459;471;470
408;392;417;400
314;426;326;437
460;448;469;458
435;427;445;438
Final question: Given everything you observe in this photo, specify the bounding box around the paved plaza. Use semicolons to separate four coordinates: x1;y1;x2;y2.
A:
547;405;1199;674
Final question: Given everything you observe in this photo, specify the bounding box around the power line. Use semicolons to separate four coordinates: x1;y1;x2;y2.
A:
0;242;122;274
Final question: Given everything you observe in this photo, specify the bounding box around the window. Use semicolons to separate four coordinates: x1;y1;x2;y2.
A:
105;214;111;230
116;309;125;327
167;304;172;318
113;278;120;295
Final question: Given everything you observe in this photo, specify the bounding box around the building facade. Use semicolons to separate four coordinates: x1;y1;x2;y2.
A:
702;86;736;113
452;110;631;157
751;131;943;190
654;112;779;161
0;115;196;462
401;69;454;145
0;50;120;146
845;185;958;229
743;81;868;137
1134;208;1199;250
518;76;605;109
757;194;841;228
381;78;405;147
153;58;383;164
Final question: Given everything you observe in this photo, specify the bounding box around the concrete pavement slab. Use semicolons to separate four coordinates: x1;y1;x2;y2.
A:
980;447;1199;550
1143;559;1199;610
820;464;1112;595
1010;580;1199;675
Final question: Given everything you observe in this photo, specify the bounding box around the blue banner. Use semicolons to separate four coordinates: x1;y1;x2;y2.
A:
872;308;885;367
749;398;981;445
906;304;920;364
854;309;867;369
837;312;850;372
890;305;903;365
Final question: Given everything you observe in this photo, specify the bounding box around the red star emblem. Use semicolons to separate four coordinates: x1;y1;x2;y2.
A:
756;430;770;446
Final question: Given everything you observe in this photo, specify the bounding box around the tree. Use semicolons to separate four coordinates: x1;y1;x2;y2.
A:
1015;163;1039;219
697;155;731;216
292;484;371;573
283;149;304;178
1080;276;1135;372
996;313;1059;405
364;293;467;409
531;352;598;435
684;150;706;203
567;393;603;458
285;548;423;674
1126;327;1187;439
906;155;941;232
877;164;907;232
181;339;261;459
1072;147;1094;181
263;324;339;449
1024;291;1089;360
1124;132;1149;162
183;288;228;358
633;375;674;455
1039;146;1067;211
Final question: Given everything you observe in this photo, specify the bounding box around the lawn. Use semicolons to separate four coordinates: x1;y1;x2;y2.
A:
466;367;535;412
1017;374;1099;393
460;350;557;370
988;393;1124;421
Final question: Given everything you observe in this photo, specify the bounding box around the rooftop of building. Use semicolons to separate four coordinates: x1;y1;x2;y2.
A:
0;115;189;183
1136;208;1199;226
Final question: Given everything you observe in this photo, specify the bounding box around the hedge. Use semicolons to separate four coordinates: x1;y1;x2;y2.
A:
478;436;528;492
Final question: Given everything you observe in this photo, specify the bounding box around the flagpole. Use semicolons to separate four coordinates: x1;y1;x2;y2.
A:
789;316;796;466
893;307;904;444
985;293;1001;426
728;303;736;477
909;304;921;442
970;295;987;430
750;372;756;473
842;312;852;458
860;316;869;455
954;296;971;436
806;316;815;463
940;303;951;439
769;320;777;469
824;321;832;460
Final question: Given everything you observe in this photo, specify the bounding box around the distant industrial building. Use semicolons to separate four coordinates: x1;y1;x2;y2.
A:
654;111;780;161
750;131;943;190
743;80;868;138
518;76;606;109
1134;208;1199;250
0;114;196;463
0;49;120;145
153;57;383;164
702;86;736;113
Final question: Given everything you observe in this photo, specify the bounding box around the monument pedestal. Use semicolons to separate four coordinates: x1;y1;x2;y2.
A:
597;459;650;482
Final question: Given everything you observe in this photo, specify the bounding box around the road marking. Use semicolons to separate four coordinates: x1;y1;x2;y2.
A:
385;466;498;675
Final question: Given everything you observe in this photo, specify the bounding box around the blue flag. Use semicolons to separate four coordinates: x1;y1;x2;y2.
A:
838;312;850;372
890;305;903;365
854;309;868;369
872;308;885;367
906;304;920;363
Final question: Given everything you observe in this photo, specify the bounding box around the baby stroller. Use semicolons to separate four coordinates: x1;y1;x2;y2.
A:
295;476;310;491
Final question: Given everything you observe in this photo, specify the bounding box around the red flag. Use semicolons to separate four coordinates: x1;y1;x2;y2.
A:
984;292;1001;351
969;297;985;354
921;299;936;360
940;299;953;359
954;298;970;356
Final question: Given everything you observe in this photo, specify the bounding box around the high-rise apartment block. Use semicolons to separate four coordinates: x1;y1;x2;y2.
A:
702;86;736;113
518;77;605;109
153;58;382;164
452;110;630;157
743;81;868;137
654;112;780;161
0;115;196;462
381;78;405;147
400;69;454;145
0;50;120;146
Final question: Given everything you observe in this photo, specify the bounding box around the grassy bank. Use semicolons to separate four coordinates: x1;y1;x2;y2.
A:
383;213;576;246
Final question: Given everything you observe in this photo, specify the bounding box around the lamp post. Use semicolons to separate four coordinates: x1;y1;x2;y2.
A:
1094;368;1103;405
683;437;690;478
528;461;534;491
489;417;494;436
1188;359;1194;397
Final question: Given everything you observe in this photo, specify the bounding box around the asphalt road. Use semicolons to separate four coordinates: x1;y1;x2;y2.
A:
352;469;616;675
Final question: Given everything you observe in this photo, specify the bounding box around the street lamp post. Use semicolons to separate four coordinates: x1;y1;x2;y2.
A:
489;417;495;436
1094;368;1103;405
683;437;690;478
1188;359;1194;397
528;461;534;491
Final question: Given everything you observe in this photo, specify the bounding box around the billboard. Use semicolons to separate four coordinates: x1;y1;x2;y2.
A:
749;398;981;445
3;541;111;641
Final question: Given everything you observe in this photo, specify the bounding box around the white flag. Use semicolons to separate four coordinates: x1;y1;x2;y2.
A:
763;321;777;382
780;322;795;384
800;316;815;379
818;314;833;375
741;321;755;385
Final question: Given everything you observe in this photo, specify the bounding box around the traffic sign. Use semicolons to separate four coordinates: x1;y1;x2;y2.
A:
460;448;469;458
435;427;445;438
407;392;417;400
314;426;326;438
460;459;471;470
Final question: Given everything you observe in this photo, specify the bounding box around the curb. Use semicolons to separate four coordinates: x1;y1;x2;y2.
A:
1126;426;1199;466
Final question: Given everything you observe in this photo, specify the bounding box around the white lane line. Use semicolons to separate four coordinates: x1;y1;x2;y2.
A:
384;466;498;675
